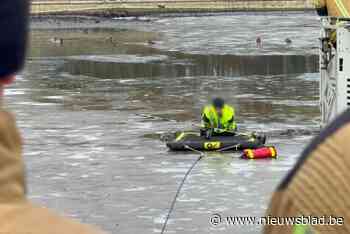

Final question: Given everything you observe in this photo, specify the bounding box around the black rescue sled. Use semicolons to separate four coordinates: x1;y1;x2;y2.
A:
166;131;266;151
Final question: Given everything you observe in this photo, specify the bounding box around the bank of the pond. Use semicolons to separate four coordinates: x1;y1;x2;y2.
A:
32;0;314;16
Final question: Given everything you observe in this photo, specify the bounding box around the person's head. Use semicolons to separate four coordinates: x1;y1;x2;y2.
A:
0;0;29;97
212;97;225;116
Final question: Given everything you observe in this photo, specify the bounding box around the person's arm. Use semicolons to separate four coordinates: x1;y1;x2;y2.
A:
201;112;211;129
201;112;214;138
314;0;328;16
225;107;237;132
226;116;237;131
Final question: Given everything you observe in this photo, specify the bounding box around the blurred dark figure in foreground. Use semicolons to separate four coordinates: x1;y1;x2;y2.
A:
0;1;105;233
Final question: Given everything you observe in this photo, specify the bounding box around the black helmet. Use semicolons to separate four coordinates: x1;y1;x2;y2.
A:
0;0;29;78
212;97;225;109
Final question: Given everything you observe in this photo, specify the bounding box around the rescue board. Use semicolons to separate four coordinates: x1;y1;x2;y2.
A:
166;131;266;151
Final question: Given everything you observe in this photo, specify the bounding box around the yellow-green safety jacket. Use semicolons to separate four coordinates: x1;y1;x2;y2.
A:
314;0;350;17
201;104;237;132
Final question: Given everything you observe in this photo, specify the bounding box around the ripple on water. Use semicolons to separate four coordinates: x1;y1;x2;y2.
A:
67;154;91;160
69;54;168;63
5;89;26;96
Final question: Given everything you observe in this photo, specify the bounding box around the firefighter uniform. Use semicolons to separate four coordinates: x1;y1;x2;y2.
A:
0;1;105;234
264;110;350;234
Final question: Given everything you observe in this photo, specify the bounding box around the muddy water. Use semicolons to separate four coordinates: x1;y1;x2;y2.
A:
9;12;319;234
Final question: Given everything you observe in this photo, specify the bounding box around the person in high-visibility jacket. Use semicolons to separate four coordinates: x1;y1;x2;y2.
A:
314;0;350;17
201;98;237;138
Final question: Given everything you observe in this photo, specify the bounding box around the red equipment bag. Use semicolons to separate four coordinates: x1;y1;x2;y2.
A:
241;146;277;159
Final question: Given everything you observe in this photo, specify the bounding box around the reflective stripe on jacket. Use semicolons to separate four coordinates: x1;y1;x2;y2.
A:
201;104;237;131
